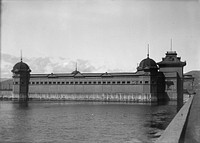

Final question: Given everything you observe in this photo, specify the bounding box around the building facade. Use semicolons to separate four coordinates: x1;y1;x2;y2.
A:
11;50;186;103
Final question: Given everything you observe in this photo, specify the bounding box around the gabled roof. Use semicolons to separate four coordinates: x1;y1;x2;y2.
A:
29;72;140;78
101;72;113;77
74;72;85;78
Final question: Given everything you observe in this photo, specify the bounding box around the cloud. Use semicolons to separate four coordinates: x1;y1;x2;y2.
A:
1;53;99;78
2;53;19;64
1;53;130;78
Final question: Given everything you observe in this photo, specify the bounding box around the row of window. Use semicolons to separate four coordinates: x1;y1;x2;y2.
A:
14;80;151;85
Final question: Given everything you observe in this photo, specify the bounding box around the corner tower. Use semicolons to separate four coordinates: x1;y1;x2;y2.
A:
157;51;186;107
136;49;163;102
11;59;31;101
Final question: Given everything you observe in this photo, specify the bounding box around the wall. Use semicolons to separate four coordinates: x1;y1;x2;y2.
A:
11;73;163;102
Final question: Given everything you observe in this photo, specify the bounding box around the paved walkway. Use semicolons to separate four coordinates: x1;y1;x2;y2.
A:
183;94;200;143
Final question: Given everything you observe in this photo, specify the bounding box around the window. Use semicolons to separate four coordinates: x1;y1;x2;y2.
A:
145;81;149;84
127;81;130;84
80;81;83;84
88;81;92;84
98;81;101;84
53;82;56;84
103;81;106;84
44;82;48;84
62;82;65;84
36;82;39;84
122;81;125;84
112;81;116;84
117;81;120;84
93;81;96;84
40;82;43;84
66;82;69;84
57;82;60;84
75;82;78;84
70;82;73;84
32;82;35;84
49;82;52;84
84;81;87;84
140;81;142;84
107;81;111;84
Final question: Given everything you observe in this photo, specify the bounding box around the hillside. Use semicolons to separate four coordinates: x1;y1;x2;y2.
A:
0;79;12;90
0;78;11;82
184;70;200;94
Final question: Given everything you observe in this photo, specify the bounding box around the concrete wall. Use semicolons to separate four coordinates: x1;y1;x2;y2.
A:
155;95;194;143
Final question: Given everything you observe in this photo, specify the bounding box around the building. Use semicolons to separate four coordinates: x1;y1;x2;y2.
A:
11;50;187;103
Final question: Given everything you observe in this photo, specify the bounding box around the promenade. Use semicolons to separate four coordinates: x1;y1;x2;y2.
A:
155;95;193;143
155;93;200;143
182;94;200;143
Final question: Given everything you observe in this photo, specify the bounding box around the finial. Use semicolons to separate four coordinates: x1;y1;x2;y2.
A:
20;50;22;62
170;38;173;51
147;44;149;58
75;62;77;71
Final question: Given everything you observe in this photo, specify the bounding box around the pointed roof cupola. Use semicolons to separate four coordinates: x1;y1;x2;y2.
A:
137;44;158;71
11;51;31;73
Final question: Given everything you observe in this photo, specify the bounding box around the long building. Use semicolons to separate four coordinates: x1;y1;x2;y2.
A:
11;50;186;103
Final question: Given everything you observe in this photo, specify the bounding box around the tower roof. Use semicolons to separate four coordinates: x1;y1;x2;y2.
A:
157;51;186;67
137;57;158;71
12;61;31;73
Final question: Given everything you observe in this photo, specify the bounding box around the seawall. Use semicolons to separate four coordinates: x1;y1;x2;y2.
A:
155;95;194;143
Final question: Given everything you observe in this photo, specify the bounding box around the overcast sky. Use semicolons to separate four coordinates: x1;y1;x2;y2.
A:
1;0;200;78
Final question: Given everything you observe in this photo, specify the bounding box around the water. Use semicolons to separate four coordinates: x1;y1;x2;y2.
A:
0;101;177;143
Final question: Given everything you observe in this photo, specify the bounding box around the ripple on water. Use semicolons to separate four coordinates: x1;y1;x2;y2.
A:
0;101;176;143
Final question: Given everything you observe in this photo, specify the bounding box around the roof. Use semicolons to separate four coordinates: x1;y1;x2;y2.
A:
157;51;186;67
11;61;31;73
29;72;142;79
137;57;158;71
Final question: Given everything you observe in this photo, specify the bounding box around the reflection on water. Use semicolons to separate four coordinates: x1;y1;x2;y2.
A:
0;101;176;143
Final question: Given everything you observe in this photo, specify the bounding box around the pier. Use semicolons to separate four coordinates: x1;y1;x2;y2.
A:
156;94;200;143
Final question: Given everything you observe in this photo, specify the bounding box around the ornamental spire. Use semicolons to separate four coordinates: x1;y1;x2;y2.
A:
75;62;78;71
147;44;150;58
170;38;173;51
20;50;23;62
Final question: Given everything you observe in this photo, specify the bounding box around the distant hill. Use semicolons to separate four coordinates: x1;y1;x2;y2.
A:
184;70;200;94
0;79;12;90
0;78;11;82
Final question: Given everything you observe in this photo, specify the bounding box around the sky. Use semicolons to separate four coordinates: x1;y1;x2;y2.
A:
1;0;200;78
